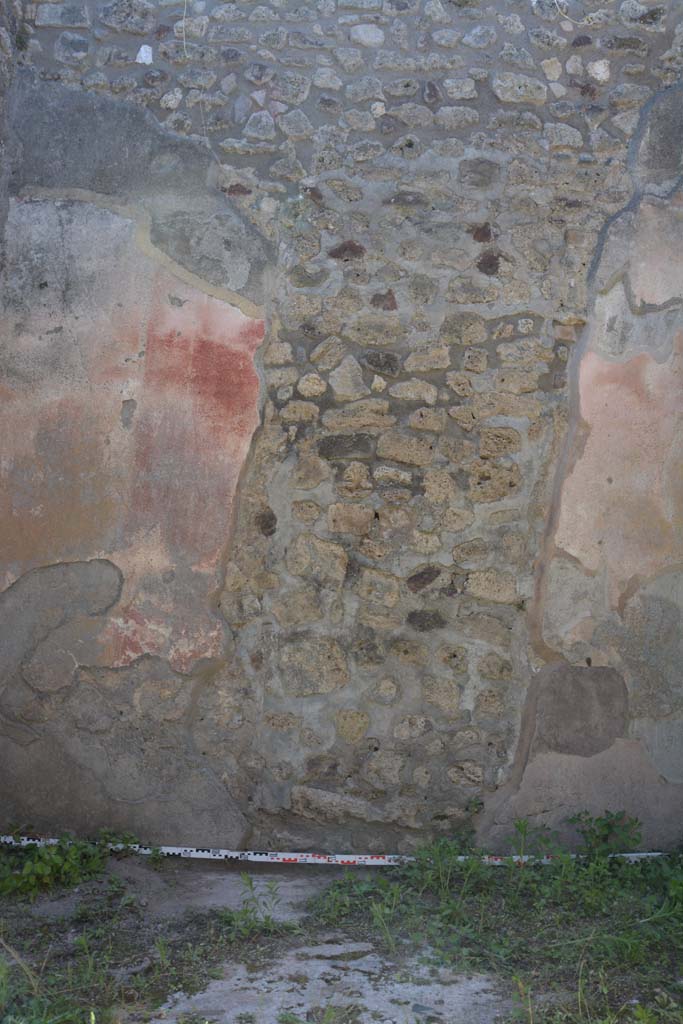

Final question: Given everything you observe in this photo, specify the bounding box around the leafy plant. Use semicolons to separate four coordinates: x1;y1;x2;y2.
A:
14;22;30;51
148;846;165;868
0;836;109;898
568;811;643;859
213;875;293;943
239;872;282;928
510;818;563;861
0;828;146;899
96;829;139;851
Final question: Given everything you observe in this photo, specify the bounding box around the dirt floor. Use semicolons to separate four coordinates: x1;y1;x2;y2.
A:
1;855;512;1024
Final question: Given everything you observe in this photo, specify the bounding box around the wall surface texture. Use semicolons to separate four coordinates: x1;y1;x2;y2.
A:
1;0;682;851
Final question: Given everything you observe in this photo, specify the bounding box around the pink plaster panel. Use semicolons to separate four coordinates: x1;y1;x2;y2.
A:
554;336;683;604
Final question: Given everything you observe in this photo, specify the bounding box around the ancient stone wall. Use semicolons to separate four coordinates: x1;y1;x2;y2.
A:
1;0;682;851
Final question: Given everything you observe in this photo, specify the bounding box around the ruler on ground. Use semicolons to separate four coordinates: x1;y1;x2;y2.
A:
0;835;665;867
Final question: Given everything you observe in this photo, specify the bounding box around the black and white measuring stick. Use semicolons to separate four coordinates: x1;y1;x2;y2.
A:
0;835;665;867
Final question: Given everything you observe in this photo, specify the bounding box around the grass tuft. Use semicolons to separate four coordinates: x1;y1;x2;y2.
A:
311;813;683;1024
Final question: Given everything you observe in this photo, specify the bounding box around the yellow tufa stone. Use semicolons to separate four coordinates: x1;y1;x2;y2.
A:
466;569;518;604
335;709;370;743
328;502;375;535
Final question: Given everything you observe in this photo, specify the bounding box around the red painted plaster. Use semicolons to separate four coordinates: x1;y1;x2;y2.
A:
0;204;264;672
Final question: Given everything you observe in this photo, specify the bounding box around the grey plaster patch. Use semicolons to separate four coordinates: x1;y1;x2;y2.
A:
8;72;210;198
149;203;264;293
0;559;122;693
589;282;683;361
540;557;604;657
594;571;683;722
634;82;683;190
531;663;629;759
7;72;269;301
0;197;147;374
153;939;510;1024
0;698;249;847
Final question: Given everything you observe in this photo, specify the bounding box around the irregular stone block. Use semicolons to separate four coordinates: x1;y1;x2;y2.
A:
322;399;396;433
491;72;547;105
466;570;518;604
434;105;479;129
279;638;349;695
328;503;375;536
349;24;385;47
99;0;156;35
335;709;370;743
479;427;522;459
404;346;450;372
318;434;375;461
36;4;89;28
377;431;436;467
423;677;460;715
358;568;400;607
54;31;89;63
329;355;370;402
407;609;447;631
389;379;438;405
409;407;446;432
291;785;387;823
363;351;401;377
286;533;348;584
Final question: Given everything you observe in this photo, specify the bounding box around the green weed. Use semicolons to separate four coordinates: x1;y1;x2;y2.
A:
313;812;683;1023
568;810;643;860
0;828;142;900
0;838;108;899
213;874;294;942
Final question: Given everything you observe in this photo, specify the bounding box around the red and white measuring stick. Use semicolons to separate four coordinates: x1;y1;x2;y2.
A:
0;834;665;867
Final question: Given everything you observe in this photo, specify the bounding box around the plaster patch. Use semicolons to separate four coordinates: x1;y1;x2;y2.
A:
632;718;683;783
490;740;683;850
0;198;264;673
554;339;683;597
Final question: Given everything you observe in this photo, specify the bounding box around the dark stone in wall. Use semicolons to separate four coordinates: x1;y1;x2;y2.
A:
328;240;366;260
458;158;500;189
406;566;442;593
407;609;447;632
363;352;401;377
318;434;374;460
255;508;277;536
